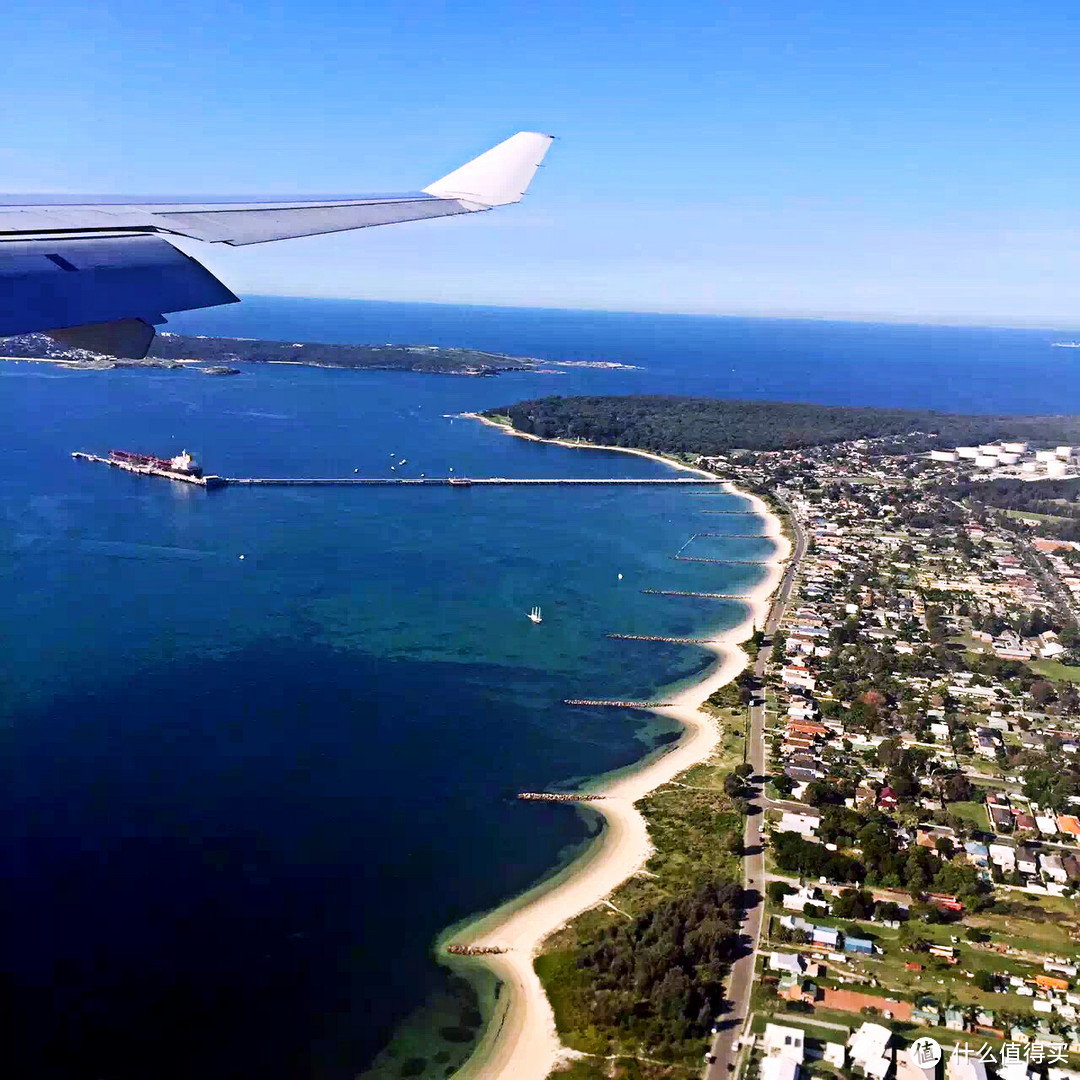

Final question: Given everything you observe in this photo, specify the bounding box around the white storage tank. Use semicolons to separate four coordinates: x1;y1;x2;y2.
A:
978;444;1002;455
975;455;998;468
957;447;980;459
998;453;1020;465
929;450;958;462
1057;446;1075;459
1037;450;1059;462
1002;442;1028;453
1046;459;1069;477
1022;462;1038;474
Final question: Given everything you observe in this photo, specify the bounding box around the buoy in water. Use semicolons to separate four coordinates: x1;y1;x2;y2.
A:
239;554;245;560
618;573;623;580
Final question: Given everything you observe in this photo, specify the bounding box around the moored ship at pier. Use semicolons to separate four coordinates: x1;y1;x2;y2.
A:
72;449;226;488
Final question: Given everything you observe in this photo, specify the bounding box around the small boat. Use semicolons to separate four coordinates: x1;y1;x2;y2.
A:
528;606;543;624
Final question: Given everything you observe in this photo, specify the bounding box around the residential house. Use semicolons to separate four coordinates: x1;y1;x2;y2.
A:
911;1003;942;1026
1057;816;1080;838
1042;853;1068;884
946;1058;987;1080
945;1006;967;1031
813;925;841;950
770;952;806;976
763;1023;805;1064
989;841;1017;873
1036;815;1059;837
780;811;822;839
1016;845;1040;876
782;885;824;912
896;1049;938;1080
848;1022;894;1080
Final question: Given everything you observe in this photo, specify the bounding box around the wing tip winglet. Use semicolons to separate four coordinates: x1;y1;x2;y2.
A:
422;131;555;207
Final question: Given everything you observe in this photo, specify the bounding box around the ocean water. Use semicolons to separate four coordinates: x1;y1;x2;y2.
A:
1;299;1073;1080
168;296;1080;414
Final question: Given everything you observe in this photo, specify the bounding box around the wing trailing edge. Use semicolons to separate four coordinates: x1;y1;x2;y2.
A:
0;131;554;356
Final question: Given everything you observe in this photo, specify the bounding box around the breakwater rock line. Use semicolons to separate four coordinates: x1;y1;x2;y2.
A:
695;532;773;539
446;945;509;956
562;698;676;708
516;793;607;802
641;589;751;599
605;633;714;644
672;556;772;565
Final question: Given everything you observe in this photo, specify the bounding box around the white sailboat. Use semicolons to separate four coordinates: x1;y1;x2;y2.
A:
527;606;543;624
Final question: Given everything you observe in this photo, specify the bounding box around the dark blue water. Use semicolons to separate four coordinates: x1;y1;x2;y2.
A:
2;298;1074;1080
0;351;759;1080
169;296;1080;414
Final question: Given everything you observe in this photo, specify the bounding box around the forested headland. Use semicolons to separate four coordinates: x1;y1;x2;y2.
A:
487;395;1080;453
0;332;546;376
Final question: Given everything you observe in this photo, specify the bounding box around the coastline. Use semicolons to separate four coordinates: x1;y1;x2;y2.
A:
446;414;792;1080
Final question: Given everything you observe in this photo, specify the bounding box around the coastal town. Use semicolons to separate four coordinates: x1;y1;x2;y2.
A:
695;435;1080;1080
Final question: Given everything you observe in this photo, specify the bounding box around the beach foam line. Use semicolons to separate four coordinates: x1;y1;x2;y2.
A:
447;417;792;1080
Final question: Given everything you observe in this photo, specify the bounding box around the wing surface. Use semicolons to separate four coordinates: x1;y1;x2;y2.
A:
0;131;552;356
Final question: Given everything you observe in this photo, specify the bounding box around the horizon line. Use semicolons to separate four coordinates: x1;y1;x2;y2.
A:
234;293;1080;335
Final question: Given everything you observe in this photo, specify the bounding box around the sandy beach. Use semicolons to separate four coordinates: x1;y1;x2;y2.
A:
447;414;792;1080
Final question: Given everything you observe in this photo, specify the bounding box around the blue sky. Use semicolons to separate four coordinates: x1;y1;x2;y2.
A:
7;0;1080;325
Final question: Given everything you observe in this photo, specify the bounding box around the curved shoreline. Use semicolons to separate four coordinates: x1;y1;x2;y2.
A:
444;416;792;1080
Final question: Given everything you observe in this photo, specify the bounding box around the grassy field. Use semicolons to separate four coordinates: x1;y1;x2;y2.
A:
545;1056;700;1079
1029;658;1080;683
1004;509;1073;524
948;800;990;827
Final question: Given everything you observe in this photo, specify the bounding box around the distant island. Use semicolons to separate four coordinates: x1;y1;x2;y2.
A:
0;332;638;377
486;393;1080;453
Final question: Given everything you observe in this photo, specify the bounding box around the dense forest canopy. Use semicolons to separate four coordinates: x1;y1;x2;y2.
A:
948;476;1080;519
570;879;743;1051
490;395;1080;454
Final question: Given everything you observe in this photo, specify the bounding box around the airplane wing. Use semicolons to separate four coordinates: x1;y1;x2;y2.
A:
0;131;553;358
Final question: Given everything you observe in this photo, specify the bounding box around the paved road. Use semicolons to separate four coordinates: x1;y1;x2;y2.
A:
704;506;806;1079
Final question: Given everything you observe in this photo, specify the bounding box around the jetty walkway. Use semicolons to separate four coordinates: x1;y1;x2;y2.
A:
606;632;715;644
641;589;751;599
517;792;607;802
673;556;772;565
563;698;675;708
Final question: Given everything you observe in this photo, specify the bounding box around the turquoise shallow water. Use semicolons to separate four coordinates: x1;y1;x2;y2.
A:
0;357;760;1079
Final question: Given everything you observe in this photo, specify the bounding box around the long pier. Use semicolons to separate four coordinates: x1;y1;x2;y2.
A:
224;477;727;487
673;556;772;565
699;510;757;514
517;792;607;802
695;532;773;539
642;589;752;599
606;633;715;644
563;698;676;708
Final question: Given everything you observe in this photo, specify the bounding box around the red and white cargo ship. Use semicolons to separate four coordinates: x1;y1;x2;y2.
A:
72;449;226;488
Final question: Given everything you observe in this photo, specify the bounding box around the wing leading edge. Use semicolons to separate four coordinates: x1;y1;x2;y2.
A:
0;131;553;356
